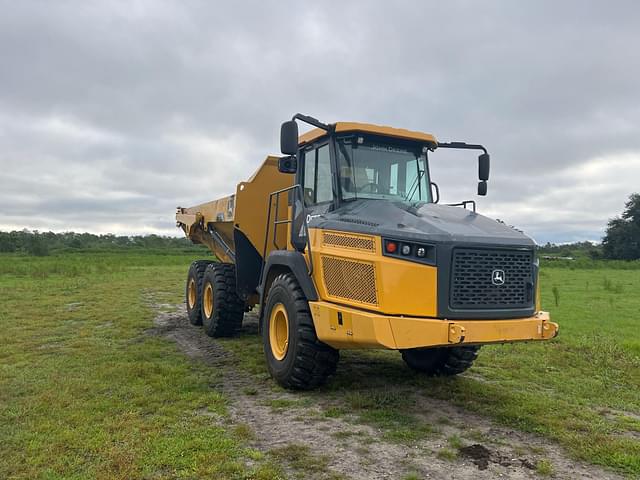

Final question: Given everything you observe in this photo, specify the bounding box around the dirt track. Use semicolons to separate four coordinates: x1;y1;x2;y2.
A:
149;301;622;480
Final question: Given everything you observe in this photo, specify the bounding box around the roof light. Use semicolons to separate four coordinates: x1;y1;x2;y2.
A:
401;245;411;256
416;247;426;258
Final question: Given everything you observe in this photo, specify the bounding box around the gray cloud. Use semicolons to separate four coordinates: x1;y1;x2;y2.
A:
1;0;640;242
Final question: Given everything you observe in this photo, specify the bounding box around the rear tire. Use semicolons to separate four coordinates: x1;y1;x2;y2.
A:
401;346;480;376
262;273;339;390
201;263;244;337
186;260;214;326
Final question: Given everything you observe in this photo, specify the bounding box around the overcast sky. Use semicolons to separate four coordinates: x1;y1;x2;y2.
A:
1;1;639;244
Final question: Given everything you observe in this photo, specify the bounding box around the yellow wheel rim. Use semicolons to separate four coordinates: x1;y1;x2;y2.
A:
269;303;289;361
187;278;197;309
203;283;214;318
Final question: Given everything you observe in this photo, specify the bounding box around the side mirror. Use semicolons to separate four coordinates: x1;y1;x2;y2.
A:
478;153;490;181
430;182;440;203
278;155;297;174
478;181;487;196
280;120;299;155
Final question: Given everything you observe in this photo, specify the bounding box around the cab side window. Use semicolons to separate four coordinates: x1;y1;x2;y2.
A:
315;145;332;203
303;148;316;206
303;144;332;205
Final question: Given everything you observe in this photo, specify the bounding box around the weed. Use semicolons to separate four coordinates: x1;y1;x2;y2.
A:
552;285;560;306
234;423;255;440
436;416;453;425
603;276;624;293
436;448;458;461
448;434;464;449
269;444;330;475
247;461;286;480
402;473;421;480
345;389;410;410
245;448;265;461
265;398;297;409
536;458;554;476
323;406;345;418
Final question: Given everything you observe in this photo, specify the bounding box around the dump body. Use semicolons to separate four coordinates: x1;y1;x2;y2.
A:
177;155;293;303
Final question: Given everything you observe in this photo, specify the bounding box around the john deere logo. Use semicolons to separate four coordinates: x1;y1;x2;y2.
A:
491;269;505;285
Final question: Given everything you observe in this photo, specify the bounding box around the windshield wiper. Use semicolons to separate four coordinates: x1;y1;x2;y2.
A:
403;169;426;201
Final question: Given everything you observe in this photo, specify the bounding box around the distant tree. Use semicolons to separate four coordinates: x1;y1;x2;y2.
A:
0;232;17;252
24;231;50;256
602;193;640;260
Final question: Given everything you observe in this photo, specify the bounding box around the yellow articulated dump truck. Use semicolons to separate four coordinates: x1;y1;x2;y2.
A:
176;113;558;389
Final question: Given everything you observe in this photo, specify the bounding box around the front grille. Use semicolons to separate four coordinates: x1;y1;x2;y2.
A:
321;255;378;306
450;248;534;310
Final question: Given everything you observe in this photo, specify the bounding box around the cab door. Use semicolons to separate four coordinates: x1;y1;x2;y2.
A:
291;142;334;251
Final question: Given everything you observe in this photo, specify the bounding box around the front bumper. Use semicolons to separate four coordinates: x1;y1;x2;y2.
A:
309;301;558;350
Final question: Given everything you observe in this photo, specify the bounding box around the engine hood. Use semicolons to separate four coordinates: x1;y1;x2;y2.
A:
309;199;535;247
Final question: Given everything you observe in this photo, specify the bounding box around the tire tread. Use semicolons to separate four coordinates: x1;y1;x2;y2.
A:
202;263;244;337
265;273;339;390
401;345;480;376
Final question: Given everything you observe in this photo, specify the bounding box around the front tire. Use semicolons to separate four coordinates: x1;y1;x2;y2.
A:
200;263;244;337
401;346;480;376
262;273;339;390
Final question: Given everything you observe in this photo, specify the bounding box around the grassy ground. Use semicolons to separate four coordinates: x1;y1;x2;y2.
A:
0;252;283;479
1;252;639;478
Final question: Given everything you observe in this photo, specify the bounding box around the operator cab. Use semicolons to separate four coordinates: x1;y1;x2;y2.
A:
278;114;490;241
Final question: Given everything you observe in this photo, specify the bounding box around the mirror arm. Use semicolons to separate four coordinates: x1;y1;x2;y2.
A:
291;113;330;131
436;142;487;154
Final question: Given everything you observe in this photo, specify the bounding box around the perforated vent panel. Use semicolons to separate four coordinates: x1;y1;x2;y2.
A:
321;256;378;306
322;232;375;252
450;248;534;310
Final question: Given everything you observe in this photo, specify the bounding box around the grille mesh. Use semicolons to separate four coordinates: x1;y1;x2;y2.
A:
322;232;375;252
450;248;533;309
321;256;378;306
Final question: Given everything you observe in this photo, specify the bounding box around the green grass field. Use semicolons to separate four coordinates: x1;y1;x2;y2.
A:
1;252;639;478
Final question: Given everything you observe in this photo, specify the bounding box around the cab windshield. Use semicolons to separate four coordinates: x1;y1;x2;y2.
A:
336;136;431;203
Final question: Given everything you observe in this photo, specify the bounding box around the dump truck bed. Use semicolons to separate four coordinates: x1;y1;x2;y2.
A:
176;154;292;271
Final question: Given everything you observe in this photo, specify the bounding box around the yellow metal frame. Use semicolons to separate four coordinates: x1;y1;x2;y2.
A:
309;300;558;350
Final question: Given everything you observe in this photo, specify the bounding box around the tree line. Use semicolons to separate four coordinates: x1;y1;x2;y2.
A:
0;230;204;256
2;193;638;260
